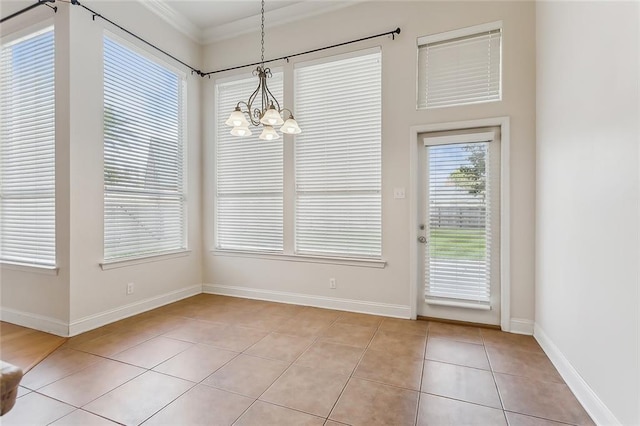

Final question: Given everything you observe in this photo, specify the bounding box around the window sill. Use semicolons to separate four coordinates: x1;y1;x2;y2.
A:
425;298;491;310
0;262;59;276
100;249;192;270
211;249;386;269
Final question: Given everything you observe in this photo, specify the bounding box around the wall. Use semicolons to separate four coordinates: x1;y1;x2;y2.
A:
202;1;536;325
535;2;640;425
1;1;204;335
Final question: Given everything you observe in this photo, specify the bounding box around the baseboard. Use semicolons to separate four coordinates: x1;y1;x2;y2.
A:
0;307;69;337
509;318;534;335
203;283;411;318
68;284;202;336
534;324;620;426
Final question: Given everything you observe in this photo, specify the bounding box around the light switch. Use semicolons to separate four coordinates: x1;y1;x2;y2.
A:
393;187;406;199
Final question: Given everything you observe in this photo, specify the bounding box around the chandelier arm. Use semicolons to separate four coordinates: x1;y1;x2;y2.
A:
263;82;281;113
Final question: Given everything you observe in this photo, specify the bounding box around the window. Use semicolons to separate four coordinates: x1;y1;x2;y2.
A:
0;27;56;268
214;73;284;252
423;131;500;306
103;35;186;261
294;50;382;258
418;22;502;109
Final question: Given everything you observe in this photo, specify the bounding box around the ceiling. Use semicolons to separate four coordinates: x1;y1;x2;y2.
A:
140;0;360;44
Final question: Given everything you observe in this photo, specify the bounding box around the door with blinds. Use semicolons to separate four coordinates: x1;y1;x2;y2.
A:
417;128;501;325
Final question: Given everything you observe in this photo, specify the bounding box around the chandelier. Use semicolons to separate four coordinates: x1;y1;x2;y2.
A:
225;0;301;140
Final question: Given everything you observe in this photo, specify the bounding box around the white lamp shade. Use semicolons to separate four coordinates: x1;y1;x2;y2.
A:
281;118;302;135
230;126;252;137
259;125;280;140
260;106;284;126
225;109;249;127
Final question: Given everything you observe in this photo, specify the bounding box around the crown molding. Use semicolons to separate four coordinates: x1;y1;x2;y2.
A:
138;0;201;43
202;1;362;45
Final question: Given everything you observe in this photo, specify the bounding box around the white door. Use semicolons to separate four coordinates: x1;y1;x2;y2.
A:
417;128;501;325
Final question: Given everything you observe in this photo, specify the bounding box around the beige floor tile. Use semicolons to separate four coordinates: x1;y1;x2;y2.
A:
369;330;427;359
260;364;349;417
16;386;31;398
258;302;305;318
0;392;75;425
38;358;144;407
426;337;490;370
162;318;227;343
505;411;574;426
153;343;238;382
319;323;377;348
144;384;253;426
354;348;424;390
244;332;315;362
324;421;348;426
379;318;429;336
486;345;563;383
298;307;342;322
235;400;325;426
21;348;102;390
50;409;120;425
495;374;594;425
421;360;502;409
295;341;364;375
72;328;157;357
329;377;419;426
428;322;483;344
234;313;291;331
481;329;544;353
203;354;288;398
417;393;507;426
335;312;384;328
276;317;334;337
110;336;192;369
84;371;193;425
200;325;269;352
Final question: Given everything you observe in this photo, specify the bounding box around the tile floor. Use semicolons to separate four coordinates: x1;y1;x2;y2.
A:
3;294;594;425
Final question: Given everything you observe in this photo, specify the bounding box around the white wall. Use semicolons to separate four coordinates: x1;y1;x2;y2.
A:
535;2;640;425
202;1;536;324
1;1;204;335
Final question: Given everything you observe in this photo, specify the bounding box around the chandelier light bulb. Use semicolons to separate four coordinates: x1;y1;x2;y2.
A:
225;108;249;127
259;125;280;140
230;126;252;137
260;104;284;126
281;117;302;135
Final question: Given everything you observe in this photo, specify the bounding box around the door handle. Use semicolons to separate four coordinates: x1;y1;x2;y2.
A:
417;236;427;244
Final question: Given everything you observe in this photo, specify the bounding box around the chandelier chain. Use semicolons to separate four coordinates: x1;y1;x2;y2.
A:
260;0;265;66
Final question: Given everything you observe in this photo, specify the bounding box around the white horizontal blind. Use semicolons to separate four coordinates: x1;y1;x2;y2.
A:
215;73;283;251
295;51;381;257
0;28;56;267
418;27;501;108
425;140;492;303
103;35;186;261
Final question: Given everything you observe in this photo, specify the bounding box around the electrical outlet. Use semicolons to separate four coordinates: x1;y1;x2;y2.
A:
329;278;337;289
126;282;134;295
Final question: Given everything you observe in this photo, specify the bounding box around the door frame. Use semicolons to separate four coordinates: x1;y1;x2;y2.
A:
409;117;511;332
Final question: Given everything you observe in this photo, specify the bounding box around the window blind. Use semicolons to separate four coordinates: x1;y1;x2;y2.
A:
294;51;381;258
425;140;493;303
215;73;283;252
418;26;501;109
0;28;56;267
103;35;186;261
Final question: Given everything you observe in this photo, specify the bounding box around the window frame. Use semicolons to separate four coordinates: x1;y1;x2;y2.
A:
210;49;386;268
101;30;188;266
417;21;503;110
0;22;57;271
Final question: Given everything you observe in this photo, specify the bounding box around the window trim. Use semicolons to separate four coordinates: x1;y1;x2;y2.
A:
416;21;503;110
102;30;188;263
0;23;57;269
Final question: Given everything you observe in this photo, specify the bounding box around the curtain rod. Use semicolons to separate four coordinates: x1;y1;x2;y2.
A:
2;0;401;78
0;0;56;24
200;27;401;77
